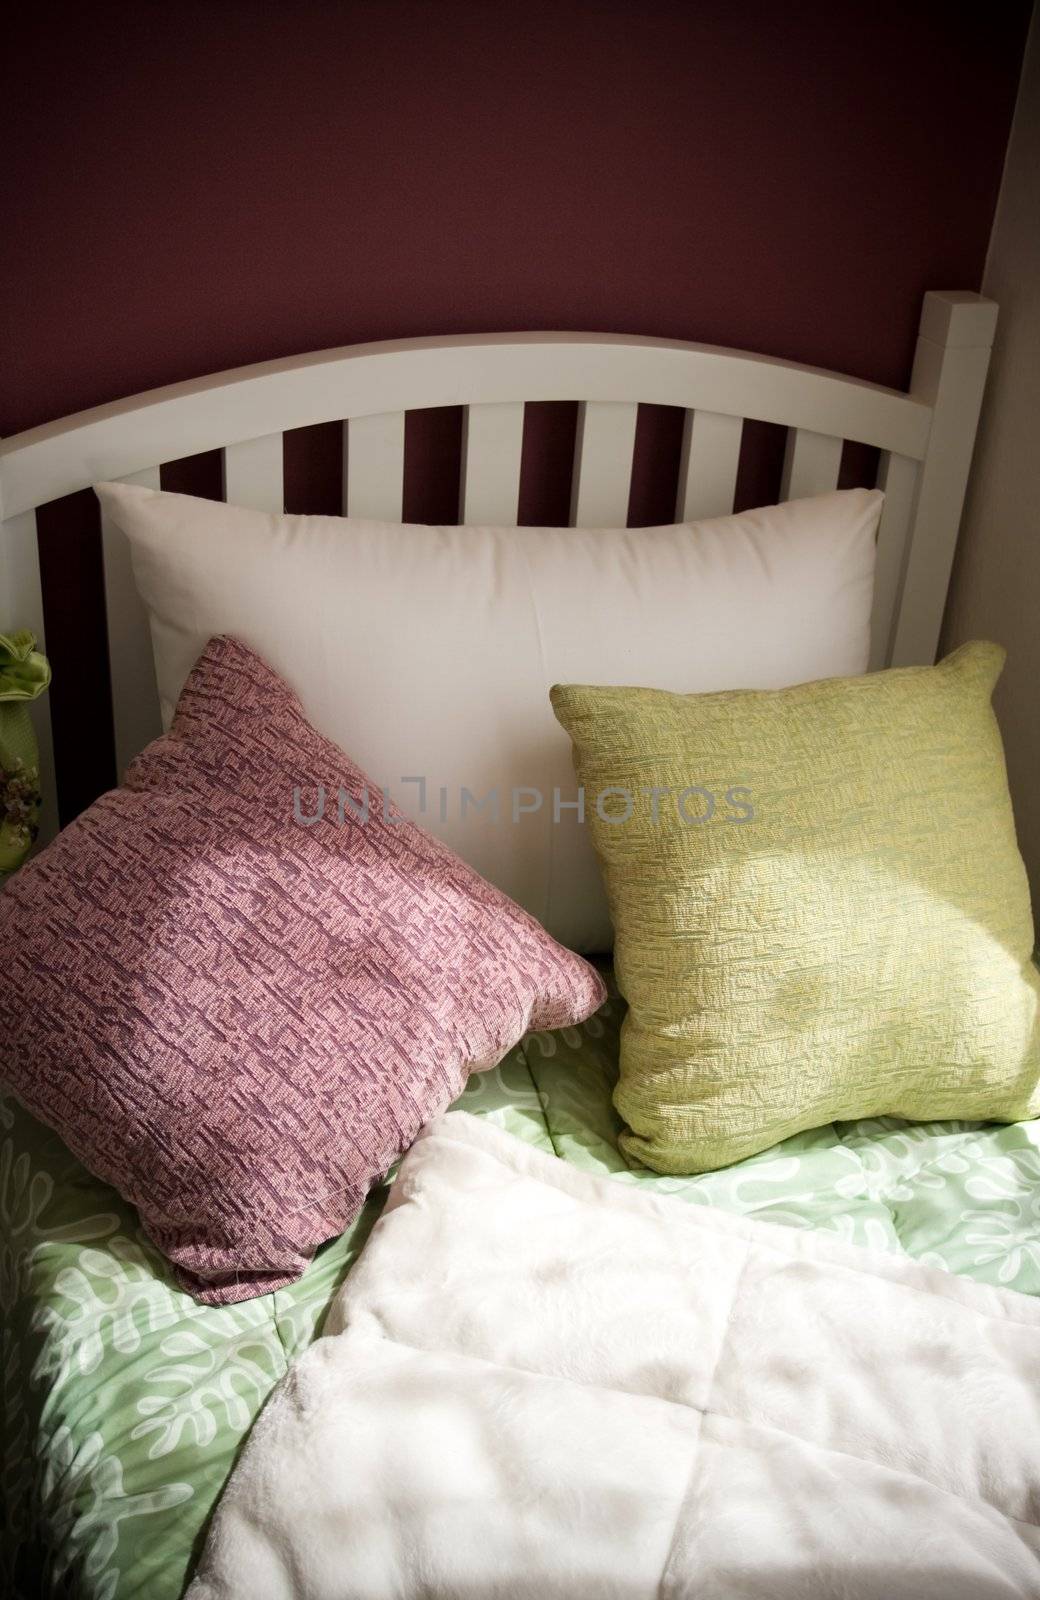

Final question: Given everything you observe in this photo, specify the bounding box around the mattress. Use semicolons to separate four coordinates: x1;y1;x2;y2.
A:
4;971;1039;1600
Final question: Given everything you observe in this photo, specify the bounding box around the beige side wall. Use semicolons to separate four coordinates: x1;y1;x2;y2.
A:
943;13;1040;914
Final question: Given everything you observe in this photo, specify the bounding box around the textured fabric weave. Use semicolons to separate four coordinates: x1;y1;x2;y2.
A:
552;641;1040;1173
0;637;604;1302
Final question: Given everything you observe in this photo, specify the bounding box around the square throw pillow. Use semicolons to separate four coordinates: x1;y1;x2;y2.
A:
552;642;1040;1174
95;480;882;951
0;637;605;1303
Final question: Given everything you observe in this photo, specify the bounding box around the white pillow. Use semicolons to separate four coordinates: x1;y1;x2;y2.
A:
96;484;881;951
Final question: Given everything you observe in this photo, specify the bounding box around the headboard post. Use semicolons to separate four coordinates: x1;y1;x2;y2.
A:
888;291;998;667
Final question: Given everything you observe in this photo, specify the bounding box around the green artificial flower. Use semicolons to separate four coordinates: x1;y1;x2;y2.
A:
0;759;41;846
0;630;51;703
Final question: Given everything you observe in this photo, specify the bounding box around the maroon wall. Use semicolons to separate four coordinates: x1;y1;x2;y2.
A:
1;0;1031;818
2;1;1031;433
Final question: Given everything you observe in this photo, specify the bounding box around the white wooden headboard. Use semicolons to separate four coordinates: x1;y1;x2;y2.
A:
0;289;998;846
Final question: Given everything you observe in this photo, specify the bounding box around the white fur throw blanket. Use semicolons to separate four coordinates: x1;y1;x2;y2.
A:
188;1112;1040;1599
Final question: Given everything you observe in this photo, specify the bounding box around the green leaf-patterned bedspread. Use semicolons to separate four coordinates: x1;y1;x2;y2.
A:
3;975;1039;1599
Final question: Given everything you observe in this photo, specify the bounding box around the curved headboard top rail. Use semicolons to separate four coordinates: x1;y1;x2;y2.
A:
0;289;997;847
0;329;938;519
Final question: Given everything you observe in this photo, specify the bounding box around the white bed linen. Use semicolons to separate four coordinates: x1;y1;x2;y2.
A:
188;1111;1040;1598
96;482;881;951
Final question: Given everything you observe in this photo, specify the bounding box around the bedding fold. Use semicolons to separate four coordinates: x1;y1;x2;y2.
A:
187;1112;1040;1600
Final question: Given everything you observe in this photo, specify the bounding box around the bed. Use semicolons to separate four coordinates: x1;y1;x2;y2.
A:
5;970;1040;1599
4;288;1038;1598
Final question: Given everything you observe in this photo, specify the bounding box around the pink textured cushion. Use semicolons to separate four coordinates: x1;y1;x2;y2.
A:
0;637;605;1303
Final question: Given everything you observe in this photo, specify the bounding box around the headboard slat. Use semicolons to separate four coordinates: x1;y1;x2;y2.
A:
870;452;920;671
676;410;742;521
345;412;405;520
780;428;844;501
570;400;638;527
459;402;524;525
99;467;164;777
224;433;285;514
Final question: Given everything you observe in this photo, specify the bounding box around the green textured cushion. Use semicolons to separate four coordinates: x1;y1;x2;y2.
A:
551;641;1040;1174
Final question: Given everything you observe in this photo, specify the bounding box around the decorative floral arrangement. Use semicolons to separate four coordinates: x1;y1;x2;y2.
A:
1;762;42;847
0;630;51;878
